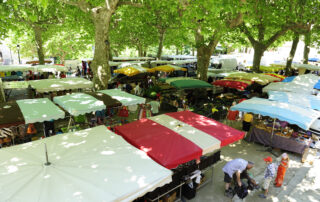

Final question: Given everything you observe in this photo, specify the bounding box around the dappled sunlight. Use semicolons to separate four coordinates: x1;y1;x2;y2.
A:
53;93;106;116
0;126;172;201
61;140;86;148
28;78;93;92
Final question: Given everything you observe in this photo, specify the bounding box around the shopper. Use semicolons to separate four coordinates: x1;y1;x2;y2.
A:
259;156;276;198
222;158;257;198
274;153;289;187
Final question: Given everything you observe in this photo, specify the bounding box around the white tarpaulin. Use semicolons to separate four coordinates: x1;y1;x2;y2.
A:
28;78;93;93
0;126;172;202
0;65;36;72
53;93;106;116
34;65;68;73
149;115;221;154
99;89;146;106
16;98;65;124
263;74;320;94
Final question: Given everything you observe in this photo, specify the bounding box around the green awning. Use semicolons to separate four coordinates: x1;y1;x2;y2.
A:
3;81;29;89
99;89;146;106
53;93;106;116
16;98;65;124
170;79;213;89
28;78;93;93
86;92;122;108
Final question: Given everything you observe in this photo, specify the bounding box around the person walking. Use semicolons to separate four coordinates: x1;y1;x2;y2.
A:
274;153;289;187
259;156;276;198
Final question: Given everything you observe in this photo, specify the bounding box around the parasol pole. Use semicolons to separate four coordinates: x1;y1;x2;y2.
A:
44;143;51;166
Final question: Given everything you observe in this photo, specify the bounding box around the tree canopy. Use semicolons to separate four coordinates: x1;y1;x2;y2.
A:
1;0;320;85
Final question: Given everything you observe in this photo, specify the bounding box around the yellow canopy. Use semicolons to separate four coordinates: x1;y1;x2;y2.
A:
149;65;187;73
113;66;150;76
225;73;280;85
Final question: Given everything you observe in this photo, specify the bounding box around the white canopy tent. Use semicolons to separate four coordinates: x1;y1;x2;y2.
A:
0;126;172;202
34;65;68;73
0;65;36;72
16;98;65;124
28;78;93;93
99;89;146;106
53;93;106;116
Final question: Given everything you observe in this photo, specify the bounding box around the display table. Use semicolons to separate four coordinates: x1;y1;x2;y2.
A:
247;127;308;155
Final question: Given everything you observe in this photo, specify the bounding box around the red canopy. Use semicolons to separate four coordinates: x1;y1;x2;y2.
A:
167;111;244;147
115;111;244;169
213;79;253;91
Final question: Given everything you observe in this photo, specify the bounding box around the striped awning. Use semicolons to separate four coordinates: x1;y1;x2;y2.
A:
115;111;244;169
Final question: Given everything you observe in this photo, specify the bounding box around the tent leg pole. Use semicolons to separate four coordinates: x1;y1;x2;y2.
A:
67;117;73;131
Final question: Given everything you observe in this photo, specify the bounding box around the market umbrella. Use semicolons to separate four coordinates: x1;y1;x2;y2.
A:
113;66;150;76
0;126;172;202
148;65;187;73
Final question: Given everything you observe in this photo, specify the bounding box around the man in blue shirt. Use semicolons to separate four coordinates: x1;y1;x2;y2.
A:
222;158;258;198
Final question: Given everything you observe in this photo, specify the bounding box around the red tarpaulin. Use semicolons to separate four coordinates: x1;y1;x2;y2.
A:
115;119;202;169
167;111;245;147
213;79;253;91
115;111;245;169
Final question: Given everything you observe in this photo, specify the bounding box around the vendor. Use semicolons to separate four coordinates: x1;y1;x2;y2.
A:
242;112;253;134
222;158;258;198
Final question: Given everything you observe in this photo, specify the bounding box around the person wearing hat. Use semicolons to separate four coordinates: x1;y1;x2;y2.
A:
222;158;258;198
259;156;276;198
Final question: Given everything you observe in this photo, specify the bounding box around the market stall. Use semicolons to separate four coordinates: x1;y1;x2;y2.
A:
0;126;172;202
0;101;25;128
2;81;29;100
213;79;253;91
268;91;320;110
263;74;320;94
16;98;65;124
224;73;281;85
99;89;146;106
115;111;244;201
148;64;187;73
53;93;106;116
28;77;93;93
231;97;320;155
115;111;245;169
34;64;68;73
113;66;151;76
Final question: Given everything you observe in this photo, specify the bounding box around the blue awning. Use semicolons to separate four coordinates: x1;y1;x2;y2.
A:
231;97;320;130
268;91;320;111
282;76;296;82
